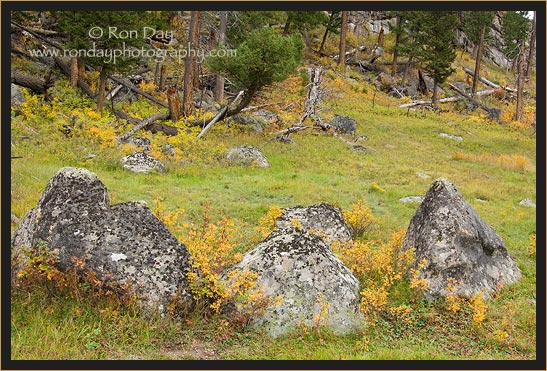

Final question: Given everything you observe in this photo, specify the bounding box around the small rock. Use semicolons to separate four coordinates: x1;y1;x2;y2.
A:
399;196;424;204
121;152;165;173
416;172;431;179
253;109;279;123
226;146;269;168
85;154;97;160
519;198;536;208
385;144;396;149
126;137;151;152
329;114;357;136
163;144;176;157
475;198;488;203
439;133;463;142
275;135;296;145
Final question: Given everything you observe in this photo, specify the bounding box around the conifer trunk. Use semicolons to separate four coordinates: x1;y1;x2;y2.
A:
471;24;486;97
97;66;107;113
339;11;348;70
515;40;524;121
182;11;201;117
214;11;227;103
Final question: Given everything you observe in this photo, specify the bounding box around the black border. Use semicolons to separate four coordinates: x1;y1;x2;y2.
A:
2;2;545;370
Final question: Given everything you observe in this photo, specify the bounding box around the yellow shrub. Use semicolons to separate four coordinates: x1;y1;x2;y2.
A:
470;292;488;324
256;206;283;238
528;233;536;257
445;278;464;314
343;199;376;238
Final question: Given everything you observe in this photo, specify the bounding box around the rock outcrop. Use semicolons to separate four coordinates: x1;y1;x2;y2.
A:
225;146;269;168
275;203;352;247
403;178;521;299
11;167;193;314
227;227;363;337
121;152;165;173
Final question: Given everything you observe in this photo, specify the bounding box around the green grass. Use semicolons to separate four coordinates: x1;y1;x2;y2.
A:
10;56;537;361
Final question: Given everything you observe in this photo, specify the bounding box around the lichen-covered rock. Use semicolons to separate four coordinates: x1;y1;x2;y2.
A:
403;178;521;299
226;114;266;132
121;152;165;173
329;114;357;136
126;137;151;152
226;146;269;168
11;167;193;314
11;83;25;107
163;144;176;157
228;227;363;337
275;203;352;247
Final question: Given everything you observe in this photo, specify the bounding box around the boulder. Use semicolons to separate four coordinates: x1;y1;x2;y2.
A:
329;114;357;136
126;137;151;152
275;203;352;247
253;109;279;124
11;167;194;314
227;227;363;337
226;146;269;168
402;178;521;299
121;152;165;173
226;114;266;132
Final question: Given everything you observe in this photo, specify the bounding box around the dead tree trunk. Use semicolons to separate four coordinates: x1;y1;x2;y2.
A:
525;11;536;78
377;28;384;47
182;10;201;117
154;62;161;88
391;16;401;77
432;78;438;107
471;24;486;97
515;40;524;121
448;83;502;122
297;66;326;127
319;12;336;54
167;86;182;121
214;11;227;103
338;11;348;71
70;56;79;87
97;66;108;113
401;56;413;86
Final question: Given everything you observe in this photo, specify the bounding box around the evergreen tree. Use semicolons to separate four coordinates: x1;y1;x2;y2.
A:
318;11;341;54
402;11;459;105
282;11;328;36
501;11;530;63
56;11;158;112
462;11;495;58
227;11;286;46
207;27;304;116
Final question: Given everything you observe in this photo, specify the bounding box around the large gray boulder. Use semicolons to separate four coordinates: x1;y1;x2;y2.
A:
11;167;193;314
275;203;352;247
121;152;165;173
227;227;363;337
11;83;25;107
402;178;521;299
226;146;269;168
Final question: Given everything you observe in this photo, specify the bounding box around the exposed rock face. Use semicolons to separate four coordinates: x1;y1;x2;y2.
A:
275;203;352;246
228;227;363;337
121;152;165;173
329;114;357;136
11;83;25;107
11;167;193;314
226;146;269;168
403;178;521;299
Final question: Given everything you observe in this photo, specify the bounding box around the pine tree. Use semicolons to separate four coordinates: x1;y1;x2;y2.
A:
501;11;530;67
403;11;459;105
462;11;495;95
207;27;304;116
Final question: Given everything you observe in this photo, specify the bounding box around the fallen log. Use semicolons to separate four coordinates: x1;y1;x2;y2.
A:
399;89;496;108
463;67;517;93
107;75;169;109
11;70;53;94
197;90;245;139
116;113;171;142
448;83;502;123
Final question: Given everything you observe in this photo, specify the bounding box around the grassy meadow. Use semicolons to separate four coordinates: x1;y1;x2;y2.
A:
9;43;537;361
